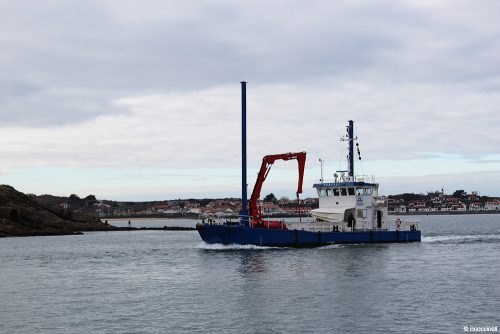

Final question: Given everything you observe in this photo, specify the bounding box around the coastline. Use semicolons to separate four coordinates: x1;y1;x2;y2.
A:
388;210;500;216
103;210;500;220
103;217;198;221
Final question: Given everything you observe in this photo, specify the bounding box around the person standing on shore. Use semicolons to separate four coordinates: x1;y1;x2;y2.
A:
128;220;131;229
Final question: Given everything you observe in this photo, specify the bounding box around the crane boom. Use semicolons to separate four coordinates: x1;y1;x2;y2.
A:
249;151;307;225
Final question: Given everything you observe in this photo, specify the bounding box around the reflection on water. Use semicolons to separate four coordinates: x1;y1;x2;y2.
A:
238;252;268;274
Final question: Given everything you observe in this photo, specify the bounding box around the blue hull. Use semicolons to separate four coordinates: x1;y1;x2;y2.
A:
197;224;421;247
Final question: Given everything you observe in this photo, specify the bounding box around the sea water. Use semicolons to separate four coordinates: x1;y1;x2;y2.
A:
1;214;499;333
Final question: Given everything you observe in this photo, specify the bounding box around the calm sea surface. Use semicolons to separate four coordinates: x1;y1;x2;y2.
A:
1;215;499;334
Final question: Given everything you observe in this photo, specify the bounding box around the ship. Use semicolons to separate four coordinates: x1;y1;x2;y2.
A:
196;82;421;247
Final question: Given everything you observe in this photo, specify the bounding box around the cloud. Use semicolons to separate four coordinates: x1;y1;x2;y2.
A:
0;81;498;171
0;0;499;197
3;0;498;127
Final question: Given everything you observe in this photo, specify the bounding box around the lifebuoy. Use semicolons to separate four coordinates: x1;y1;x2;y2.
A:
395;218;402;228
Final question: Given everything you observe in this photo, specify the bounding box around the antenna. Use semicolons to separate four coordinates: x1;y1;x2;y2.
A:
319;158;324;183
340;120;356;180
348;120;354;178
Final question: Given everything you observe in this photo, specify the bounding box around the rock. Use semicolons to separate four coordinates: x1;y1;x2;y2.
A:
0;185;118;237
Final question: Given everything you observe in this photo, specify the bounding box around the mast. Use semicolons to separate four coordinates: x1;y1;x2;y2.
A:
240;81;249;226
348;120;354;179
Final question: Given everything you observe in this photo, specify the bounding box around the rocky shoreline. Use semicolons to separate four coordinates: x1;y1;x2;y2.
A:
0;185;118;237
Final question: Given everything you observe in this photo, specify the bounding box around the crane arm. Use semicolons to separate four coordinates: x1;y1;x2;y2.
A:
248;151;307;222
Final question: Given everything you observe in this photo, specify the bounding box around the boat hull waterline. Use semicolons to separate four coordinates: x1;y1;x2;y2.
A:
197;224;421;247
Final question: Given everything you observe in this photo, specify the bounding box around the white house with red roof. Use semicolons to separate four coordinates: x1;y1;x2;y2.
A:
469;202;484;211
484;201;500;211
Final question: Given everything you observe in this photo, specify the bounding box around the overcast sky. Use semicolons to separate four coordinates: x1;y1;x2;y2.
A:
1;0;499;200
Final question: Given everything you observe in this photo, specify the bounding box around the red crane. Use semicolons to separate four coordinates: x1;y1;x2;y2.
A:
248;152;307;229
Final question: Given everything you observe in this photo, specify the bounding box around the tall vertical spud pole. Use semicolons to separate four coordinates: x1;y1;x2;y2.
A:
240;81;249;226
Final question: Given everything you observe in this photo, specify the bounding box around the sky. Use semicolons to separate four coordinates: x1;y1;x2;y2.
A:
1;0;499;201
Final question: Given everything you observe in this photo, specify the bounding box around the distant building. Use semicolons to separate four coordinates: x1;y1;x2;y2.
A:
93;202;111;209
453;203;466;211
484;201;500;211
261;202;282;215
278;197;290;205
469;202;483;211
390;205;407;213
408;201;428;211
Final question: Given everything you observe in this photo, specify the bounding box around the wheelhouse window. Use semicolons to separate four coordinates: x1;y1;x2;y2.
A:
326;189;333;197
333;188;340;196
348;188;355;196
318;189;326;197
356;188;363;196
364;188;373;195
340;188;347;196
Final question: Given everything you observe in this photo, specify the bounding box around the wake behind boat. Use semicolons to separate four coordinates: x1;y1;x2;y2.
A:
197;82;421;246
